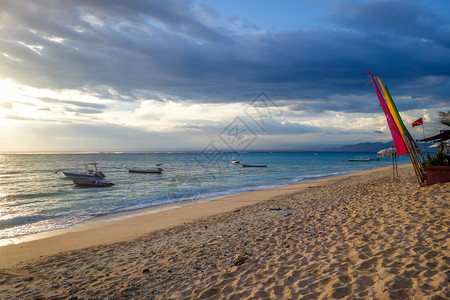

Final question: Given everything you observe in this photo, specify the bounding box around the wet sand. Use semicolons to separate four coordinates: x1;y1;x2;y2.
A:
0;165;448;299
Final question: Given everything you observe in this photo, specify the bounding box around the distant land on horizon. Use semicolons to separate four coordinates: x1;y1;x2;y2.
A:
325;141;395;153
326;141;433;153
2;141;433;154
249;141;398;153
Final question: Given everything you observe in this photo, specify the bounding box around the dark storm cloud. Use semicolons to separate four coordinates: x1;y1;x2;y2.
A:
39;98;107;110
331;0;450;48
0;0;448;114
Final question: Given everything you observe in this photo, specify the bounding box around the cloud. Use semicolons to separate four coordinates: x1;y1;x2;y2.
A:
0;0;448;115
259;119;323;135
0;0;449;151
12;121;186;151
0;101;13;109
38;97;108;114
39;97;108;110
331;0;450;48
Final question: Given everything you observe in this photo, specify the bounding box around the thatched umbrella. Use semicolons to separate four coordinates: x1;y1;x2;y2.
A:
377;147;398;179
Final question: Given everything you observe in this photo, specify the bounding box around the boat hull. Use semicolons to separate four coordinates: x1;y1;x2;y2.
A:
241;164;267;167
61;163;106;179
126;168;163;173
72;178;114;187
348;156;379;162
62;172;99;179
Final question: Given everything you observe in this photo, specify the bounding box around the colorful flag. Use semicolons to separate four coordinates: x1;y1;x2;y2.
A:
377;79;417;147
412;118;423;127
368;72;425;184
368;70;408;155
376;77;407;136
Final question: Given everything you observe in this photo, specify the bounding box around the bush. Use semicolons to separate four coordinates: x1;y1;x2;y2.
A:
424;141;449;166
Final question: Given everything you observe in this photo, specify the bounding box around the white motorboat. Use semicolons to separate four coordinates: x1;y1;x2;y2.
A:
231;157;240;164
62;163;106;179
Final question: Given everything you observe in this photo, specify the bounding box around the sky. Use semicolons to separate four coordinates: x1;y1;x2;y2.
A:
0;0;449;152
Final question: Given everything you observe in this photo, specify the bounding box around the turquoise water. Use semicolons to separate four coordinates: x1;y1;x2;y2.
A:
0;152;407;240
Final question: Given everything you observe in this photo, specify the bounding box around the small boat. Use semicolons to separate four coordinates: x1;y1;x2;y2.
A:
126;167;163;173
72;178;114;187
231;157;240;164
62;163;106;179
241;164;267;167
126;164;163;173
348;156;379;162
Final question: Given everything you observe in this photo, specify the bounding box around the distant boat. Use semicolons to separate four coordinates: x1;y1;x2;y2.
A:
126;167;163;173
348;156;379;162
241;163;267;167
231;157;240;164
126;164;163;173
62;163;106;179
72;178;114;187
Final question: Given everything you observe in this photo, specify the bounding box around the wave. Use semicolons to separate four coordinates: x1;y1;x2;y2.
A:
0;170;24;175
0;214;56;231
92;172;352;216
289;170;352;184
0;215;90;240
0;152;410;241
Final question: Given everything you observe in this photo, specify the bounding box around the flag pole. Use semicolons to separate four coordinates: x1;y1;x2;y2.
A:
421;122;428;157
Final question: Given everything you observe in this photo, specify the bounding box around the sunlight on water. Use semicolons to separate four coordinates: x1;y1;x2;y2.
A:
0;152;408;241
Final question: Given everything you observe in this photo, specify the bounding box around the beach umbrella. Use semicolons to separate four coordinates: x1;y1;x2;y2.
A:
377;148;398;179
377;148;397;156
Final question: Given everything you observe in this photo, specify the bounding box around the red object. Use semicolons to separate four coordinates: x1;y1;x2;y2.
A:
424;165;450;185
412;118;423;127
368;70;408;155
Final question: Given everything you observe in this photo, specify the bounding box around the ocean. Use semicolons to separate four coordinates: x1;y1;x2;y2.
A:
0;152;407;242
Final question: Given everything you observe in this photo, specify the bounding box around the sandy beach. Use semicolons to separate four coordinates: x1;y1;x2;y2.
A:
0;165;448;299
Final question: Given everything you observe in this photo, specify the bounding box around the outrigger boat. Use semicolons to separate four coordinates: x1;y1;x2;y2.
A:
126;164;163;173
72;178;114;187
241;163;267;167
348;156;380;162
62;163;106;179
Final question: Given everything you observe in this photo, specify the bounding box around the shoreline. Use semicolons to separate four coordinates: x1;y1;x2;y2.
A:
0;165;394;268
1;164;448;299
0;166;359;245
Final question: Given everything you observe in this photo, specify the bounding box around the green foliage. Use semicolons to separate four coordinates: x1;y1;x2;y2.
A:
424;141;449;166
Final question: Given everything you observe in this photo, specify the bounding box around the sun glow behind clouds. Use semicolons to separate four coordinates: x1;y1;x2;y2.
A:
0;79;24;116
0;79;251;130
0;80;286;151
0;79;102;122
0;78;440;152
0;79;252;129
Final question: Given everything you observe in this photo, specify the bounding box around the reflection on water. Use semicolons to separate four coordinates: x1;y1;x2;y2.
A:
0;152;407;240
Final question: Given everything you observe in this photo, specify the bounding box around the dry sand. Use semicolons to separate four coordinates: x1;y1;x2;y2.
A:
0;165;448;299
